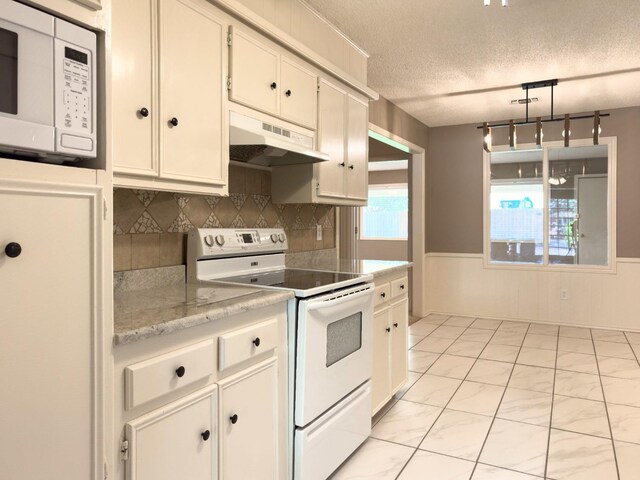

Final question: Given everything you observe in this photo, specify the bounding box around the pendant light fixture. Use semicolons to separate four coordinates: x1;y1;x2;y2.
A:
477;79;608;149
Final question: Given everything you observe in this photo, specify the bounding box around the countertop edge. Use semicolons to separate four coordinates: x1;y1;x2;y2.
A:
114;289;294;346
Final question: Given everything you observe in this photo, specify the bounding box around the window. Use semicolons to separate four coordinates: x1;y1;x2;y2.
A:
360;184;408;240
485;139;614;268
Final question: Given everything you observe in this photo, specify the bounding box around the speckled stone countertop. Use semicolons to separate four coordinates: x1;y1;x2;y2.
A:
304;259;412;278
114;282;293;345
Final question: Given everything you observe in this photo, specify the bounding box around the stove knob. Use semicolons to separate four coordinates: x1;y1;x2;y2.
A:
204;235;214;247
215;234;225;246
278;233;286;243
270;233;279;243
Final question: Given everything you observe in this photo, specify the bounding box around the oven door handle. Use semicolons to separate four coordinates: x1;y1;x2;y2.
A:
305;286;373;311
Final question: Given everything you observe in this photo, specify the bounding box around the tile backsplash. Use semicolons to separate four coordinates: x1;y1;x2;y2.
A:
114;165;335;271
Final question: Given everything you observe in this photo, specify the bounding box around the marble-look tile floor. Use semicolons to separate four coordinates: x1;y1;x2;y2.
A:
331;315;640;480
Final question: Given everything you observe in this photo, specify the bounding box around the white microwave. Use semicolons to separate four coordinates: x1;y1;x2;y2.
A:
0;0;97;162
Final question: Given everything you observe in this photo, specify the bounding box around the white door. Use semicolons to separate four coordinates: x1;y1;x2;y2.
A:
229;27;280;117
577;175;608;266
295;284;373;426
0;180;102;480
218;358;278;480
125;385;218;480
280;57;317;129
371;307;391;414
111;0;156;176
159;0;227;186
316;79;347;198
346;95;369;200
390;298;409;395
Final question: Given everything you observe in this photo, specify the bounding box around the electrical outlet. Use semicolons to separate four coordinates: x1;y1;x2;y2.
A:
560;289;569;301
316;224;322;241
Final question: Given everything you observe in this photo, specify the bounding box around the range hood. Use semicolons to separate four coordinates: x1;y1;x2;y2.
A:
229;111;329;167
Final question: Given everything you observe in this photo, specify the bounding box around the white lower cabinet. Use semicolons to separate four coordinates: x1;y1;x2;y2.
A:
218;358;278;480
371;275;409;415
125;385;219;480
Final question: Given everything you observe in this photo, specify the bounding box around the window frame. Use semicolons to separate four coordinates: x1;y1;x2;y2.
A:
359;182;409;241
483;137;617;273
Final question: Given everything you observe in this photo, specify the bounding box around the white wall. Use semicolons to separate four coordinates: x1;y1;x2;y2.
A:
424;253;640;331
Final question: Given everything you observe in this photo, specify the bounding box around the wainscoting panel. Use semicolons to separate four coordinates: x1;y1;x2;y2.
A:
424;254;640;331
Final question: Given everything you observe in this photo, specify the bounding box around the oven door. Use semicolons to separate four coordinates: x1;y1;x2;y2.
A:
0;1;55;153
295;283;373;427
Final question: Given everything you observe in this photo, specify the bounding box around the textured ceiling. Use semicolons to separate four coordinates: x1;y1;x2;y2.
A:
304;0;640;127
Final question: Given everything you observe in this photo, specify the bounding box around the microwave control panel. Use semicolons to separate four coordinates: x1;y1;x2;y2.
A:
61;47;91;133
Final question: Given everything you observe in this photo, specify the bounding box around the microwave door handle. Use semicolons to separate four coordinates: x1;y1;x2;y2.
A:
305;287;373;312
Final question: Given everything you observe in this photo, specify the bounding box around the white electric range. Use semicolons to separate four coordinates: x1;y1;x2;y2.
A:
187;228;374;480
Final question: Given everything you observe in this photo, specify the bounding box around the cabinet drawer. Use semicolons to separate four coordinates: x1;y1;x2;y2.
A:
390;277;408;300
373;283;391;308
125;339;215;410
219;318;278;371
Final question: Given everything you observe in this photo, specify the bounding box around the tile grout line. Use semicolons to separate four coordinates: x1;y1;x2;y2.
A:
393;316;502;479
469;321;532;479
590;329;622;480
542;325;560;479
623;331;640;367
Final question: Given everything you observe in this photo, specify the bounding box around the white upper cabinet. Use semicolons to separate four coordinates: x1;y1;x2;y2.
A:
271;77;369;206
229;27;318;129
112;0;228;195
280;57;318;129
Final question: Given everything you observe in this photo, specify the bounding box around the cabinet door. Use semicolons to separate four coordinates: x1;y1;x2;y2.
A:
280;57;317;129
0;180;102;480
371;308;391;415
126;385;218;480
111;0;156;176
218;358;278;480
316;79;347;198
390;298;409;395
229;27;280;117
346;95;369;200
159;0;227;186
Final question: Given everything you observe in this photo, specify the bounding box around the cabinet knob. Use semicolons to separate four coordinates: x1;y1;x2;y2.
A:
270;82;277;90
393;322;399;328
175;366;186;378
380;292;386;298
285;89;292;97
139;107;149;118
400;284;405;290
201;430;211;441
339;162;346;167
4;242;22;258
169;117;179;127
385;327;391;333
230;414;238;424
253;337;261;347
349;165;354;170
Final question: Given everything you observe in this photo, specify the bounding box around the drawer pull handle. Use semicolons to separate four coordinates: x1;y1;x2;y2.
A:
169;117;179;127
400;285;405;290
349;165;354;170
385;327;391;333
270;82;277;90
175;366;186;378
253;337;261;347
201;430;211;441
5;242;22;258
393;322;399;328
139;107;149;118
285;89;292;97
380;292;386;298
230;414;239;424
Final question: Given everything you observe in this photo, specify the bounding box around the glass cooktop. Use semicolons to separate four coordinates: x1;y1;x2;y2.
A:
219;268;366;292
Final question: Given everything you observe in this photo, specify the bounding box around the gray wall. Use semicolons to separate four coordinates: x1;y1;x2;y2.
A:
427;106;640;258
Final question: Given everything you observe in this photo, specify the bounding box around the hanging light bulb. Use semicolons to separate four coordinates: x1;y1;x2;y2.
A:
561;129;572;138
502;0;509;6
483;122;492;152
591;125;602;135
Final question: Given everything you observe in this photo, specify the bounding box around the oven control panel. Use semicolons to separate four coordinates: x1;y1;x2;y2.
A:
188;228;288;260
